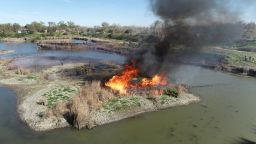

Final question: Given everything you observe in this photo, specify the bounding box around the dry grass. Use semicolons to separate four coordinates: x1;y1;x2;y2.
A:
5;64;16;71
45;81;114;129
78;81;114;110
66;81;113;128
44;101;67;118
68;95;89;129
175;84;189;94
5;64;31;75
15;67;31;75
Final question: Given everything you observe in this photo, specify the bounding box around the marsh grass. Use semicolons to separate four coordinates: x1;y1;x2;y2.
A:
224;50;256;67
56;81;114;128
233;40;256;49
18;75;38;81
43;86;78;107
160;95;177;104
77;81;114;109
101;96;141;113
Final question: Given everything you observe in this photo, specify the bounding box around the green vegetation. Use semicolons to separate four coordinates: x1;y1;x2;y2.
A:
18;75;38;81
226;52;256;67
163;88;179;98
220;50;256;67
26;75;37;80
101;96;141;113
157;87;179;104
233;40;256;49
0;21;147;42
160;94;177;104
42;86;78;107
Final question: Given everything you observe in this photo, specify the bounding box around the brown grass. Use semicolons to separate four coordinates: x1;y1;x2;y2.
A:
5;64;31;75
46;81;114;129
66;81;114;128
15;67;31;75
175;84;189;94
68;95;89;129
5;64;16;71
79;81;114;109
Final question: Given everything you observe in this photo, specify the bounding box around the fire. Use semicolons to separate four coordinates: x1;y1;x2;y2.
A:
105;61;168;94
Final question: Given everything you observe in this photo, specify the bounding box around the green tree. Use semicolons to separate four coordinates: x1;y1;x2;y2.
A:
47;22;57;33
58;21;67;30
12;23;21;33
67;21;75;28
26;21;45;33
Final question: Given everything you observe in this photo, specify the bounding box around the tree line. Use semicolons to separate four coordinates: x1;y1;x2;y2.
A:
1;21;256;42
0;21;149;42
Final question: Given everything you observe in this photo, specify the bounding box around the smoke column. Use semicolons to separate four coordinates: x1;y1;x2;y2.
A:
129;0;255;77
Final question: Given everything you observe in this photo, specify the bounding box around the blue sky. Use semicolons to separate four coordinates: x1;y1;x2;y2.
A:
0;0;158;26
0;0;255;26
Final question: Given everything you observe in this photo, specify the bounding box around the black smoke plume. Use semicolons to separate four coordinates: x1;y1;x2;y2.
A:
129;0;255;77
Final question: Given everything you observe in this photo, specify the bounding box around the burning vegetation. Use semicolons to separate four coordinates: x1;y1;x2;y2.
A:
105;61;168;95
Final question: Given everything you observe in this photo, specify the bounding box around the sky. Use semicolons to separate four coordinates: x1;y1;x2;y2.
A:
0;0;255;27
0;0;158;26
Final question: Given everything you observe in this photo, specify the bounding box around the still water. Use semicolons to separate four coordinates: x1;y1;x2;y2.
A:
0;43;125;66
0;65;256;144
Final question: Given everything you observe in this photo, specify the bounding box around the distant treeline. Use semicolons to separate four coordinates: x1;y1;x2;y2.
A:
0;21;149;42
1;21;256;42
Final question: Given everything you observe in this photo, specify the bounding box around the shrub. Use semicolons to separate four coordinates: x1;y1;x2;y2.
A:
68;95;89;129
78;81;114;109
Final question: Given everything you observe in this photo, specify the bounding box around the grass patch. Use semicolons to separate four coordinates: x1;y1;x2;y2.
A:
233;40;256;49
43;86;78;107
26;75;37;80
223;50;256;67
160;95;177;104
211;48;256;67
101;96;141;113
18;75;38;81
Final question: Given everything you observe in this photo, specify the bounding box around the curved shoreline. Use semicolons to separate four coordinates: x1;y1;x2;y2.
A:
0;78;200;131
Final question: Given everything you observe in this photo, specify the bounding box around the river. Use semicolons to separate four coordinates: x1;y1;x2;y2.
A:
0;65;256;144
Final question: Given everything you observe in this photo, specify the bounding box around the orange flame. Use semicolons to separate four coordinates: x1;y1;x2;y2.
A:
105;61;168;94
